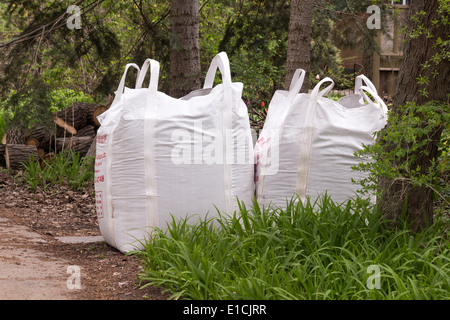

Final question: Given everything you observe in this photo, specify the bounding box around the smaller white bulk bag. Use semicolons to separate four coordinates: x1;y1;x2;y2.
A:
255;71;388;208
95;52;254;253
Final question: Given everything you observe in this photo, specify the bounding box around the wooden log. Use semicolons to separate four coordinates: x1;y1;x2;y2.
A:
77;103;99;125
27;125;53;152
26;137;39;147
76;102;109;127
55;137;74;151
5;144;38;170
1;134;6;144
0;144;5;167
4;129;27;144
92;106;108;127
55;136;95;157
75;125;95;137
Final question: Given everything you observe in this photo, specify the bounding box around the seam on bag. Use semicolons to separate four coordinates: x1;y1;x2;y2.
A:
223;86;233;214
105;112;120;249
295;97;319;203
144;93;158;230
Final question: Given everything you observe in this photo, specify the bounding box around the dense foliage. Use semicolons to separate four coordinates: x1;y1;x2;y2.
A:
0;0;385;137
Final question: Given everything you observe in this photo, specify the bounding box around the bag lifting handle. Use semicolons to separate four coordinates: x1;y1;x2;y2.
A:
203;52;232;89
311;77;335;101
114;63;141;99
286;69;306;102
287;71;334;103
136;58;160;94
354;74;377;94
359;85;389;117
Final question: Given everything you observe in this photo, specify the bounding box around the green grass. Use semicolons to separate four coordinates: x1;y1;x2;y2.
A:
21;150;94;192
132;195;450;300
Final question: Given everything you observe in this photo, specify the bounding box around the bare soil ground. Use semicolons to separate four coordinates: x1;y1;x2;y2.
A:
0;169;170;300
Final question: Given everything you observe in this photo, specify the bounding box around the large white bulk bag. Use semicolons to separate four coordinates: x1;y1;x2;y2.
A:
255;71;388;208
95;52;254;252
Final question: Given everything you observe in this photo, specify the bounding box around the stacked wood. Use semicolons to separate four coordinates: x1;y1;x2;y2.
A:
3;129;27;144
75;125;95;137
1;99;110;170
52;102;108;136
53;103;88;136
85;138;97;159
55;136;94;157
49;102;109;158
2;129;40;169
4;144;38;170
26;125;53;153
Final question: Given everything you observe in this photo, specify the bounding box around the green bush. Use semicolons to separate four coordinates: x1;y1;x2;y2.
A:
132;195;450;300
353;101;449;209
48;89;94;113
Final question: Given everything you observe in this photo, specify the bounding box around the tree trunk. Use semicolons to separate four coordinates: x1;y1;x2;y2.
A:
379;0;450;232
285;0;314;92
169;0;201;98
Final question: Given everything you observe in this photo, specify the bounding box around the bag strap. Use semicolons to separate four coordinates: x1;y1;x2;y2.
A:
354;74;377;94
203;52;234;214
136;58;160;94
203;52;232;89
311;77;334;101
295;77;334;203
359;85;389;118
286;69;306;102
114;63;141;99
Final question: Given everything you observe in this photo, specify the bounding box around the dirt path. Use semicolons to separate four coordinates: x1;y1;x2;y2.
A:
0;209;169;300
0;216;81;300
0;170;169;300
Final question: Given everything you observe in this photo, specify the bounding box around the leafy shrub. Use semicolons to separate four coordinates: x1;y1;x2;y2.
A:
48;89;94;113
353;101;449;209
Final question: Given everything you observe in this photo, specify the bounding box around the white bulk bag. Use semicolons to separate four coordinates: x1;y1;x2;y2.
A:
95;52;254;252
255;71;388;208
